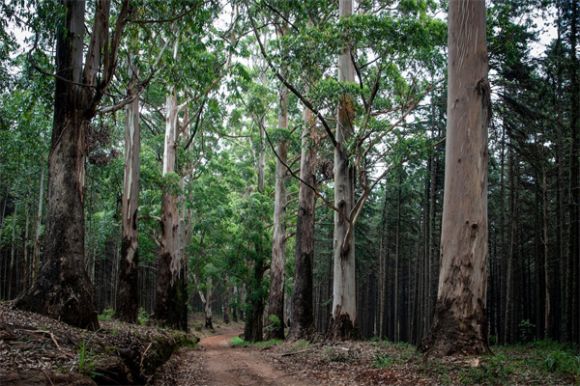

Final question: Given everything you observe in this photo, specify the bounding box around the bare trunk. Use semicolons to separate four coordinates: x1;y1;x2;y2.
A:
244;260;266;341
288;106;317;340
329;0;358;340
22;205;30;291
115;62;140;323
422;0;490;356
31;168;44;284
155;91;187;330
266;82;289;340
16;0;130;329
258;121;266;194
8;206;17;299
394;172;401;342
541;168;550;337
15;0;98;328
205;277;213;329
567;0;579;343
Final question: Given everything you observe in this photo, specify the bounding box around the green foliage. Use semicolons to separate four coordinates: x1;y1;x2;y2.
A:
77;341;96;377
253;339;282;350
518;319;535;342
373;354;394;368
138;308;150;326
265;314;282;334
230;336;281;350
160;172;182;195
98;308;115;322
458;354;513;385
543;349;580;378
231;336;249;347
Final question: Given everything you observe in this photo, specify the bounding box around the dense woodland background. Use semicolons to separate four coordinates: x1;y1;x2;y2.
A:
0;0;578;350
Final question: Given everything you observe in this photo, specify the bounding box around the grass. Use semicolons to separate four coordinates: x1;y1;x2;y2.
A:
230;336;282;349
77;341;96;377
366;338;580;385
97;308;114;322
231;336;249;347
373;353;394;368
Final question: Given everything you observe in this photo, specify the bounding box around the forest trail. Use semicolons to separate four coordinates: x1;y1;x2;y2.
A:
153;326;311;386
198;330;309;386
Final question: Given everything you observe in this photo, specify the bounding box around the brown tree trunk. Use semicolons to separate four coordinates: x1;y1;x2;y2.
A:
394;170;401;341
115;61;140;323
15;0;130;330
541;168;551;338
16;0;98;328
288;106;317;340
244;259;266;342
567;0;579;344
330;0;358;340
31;168;44;285
205;277;213;330
421;0;490;356
266;82;289;340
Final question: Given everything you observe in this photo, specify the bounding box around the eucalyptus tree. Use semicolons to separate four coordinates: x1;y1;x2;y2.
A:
16;0;132;329
251;0;445;339
422;0;491;356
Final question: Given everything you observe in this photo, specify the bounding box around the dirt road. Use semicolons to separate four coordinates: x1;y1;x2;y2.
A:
154;328;310;386
198;331;308;386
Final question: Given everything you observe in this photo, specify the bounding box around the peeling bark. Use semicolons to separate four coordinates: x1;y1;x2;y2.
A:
266;79;289;340
421;0;490;356
329;0;358;340
155;90;187;331
116;61;141;323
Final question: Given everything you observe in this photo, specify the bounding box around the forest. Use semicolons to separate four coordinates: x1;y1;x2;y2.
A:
0;0;579;385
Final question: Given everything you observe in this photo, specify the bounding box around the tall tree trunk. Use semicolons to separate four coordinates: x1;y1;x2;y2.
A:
422;0;490;356
15;0;130;329
155;90;187;330
8;206;17;299
378;191;388;339
115;62;141;323
288;106;318;339
394;170;401;342
330;0;358;340
266;81;289;340
244;258;266;341
205;277;213;330
31;168;44;284
15;0;98;328
22;204;30;291
504;148;518;344
541;168;551;338
567;0;579;344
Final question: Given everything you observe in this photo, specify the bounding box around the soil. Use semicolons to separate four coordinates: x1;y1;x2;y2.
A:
153;326;309;386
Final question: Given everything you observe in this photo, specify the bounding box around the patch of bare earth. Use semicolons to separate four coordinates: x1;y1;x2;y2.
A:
154;328;309;386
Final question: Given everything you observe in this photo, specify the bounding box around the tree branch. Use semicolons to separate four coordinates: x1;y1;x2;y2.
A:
249;13;338;148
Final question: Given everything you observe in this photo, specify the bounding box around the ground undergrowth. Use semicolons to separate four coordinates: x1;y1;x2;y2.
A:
0;302;196;385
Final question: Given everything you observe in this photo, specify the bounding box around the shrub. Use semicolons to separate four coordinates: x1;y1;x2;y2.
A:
138;308;150;325
459;353;512;385
98;308;114;321
373;354;393;369
231;336;248;347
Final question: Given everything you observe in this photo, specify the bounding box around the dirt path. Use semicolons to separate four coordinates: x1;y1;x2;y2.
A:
198;331;309;386
153;328;310;386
